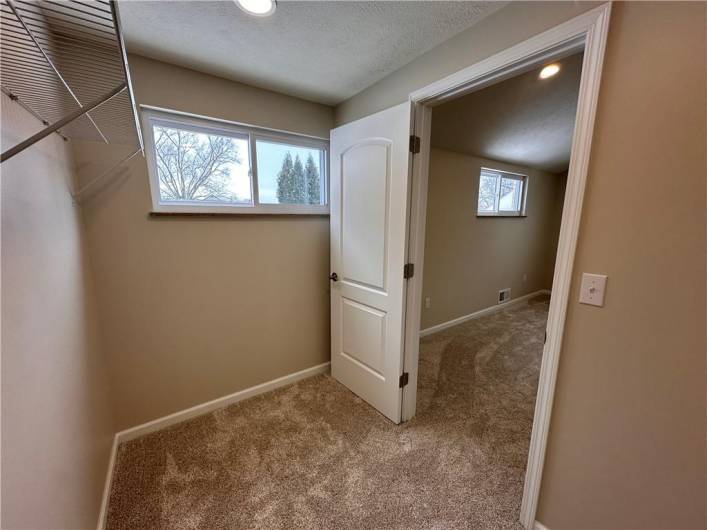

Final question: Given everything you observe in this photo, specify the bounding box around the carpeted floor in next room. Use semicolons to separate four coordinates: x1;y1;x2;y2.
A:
106;295;549;530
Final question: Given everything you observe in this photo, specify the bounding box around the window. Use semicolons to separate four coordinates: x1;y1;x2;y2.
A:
477;168;527;216
143;109;328;214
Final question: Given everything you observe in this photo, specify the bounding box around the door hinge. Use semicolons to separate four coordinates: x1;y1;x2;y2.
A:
409;135;420;154
399;372;409;388
403;263;414;279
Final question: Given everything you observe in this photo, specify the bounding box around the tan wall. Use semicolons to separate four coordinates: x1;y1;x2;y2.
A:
337;2;707;528
74;55;334;430
537;4;706;529
421;148;564;330
1;95;115;528
129;56;332;139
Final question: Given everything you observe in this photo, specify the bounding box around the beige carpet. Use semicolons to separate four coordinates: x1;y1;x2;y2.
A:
106;295;549;529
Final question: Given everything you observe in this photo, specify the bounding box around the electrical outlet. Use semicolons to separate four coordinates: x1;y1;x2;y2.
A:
424;296;431;309
522;273;527;283
498;288;511;304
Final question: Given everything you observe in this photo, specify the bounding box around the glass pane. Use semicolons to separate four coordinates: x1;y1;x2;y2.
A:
478;173;499;213
153;124;251;204
499;177;523;212
256;139;324;205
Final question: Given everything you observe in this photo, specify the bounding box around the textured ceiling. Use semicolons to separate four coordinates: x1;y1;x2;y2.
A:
432;53;584;173
119;1;504;105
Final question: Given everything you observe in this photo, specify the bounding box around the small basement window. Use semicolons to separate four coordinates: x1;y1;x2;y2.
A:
477;167;527;217
143;108;328;214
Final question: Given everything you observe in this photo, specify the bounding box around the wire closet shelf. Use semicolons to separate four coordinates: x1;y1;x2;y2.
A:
0;0;142;163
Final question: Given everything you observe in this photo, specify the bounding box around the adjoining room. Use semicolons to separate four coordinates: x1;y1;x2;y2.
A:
414;53;582;520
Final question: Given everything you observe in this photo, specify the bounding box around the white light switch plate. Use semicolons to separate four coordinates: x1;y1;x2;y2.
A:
579;273;607;307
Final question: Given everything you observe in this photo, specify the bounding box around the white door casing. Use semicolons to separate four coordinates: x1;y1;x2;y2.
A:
329;101;413;424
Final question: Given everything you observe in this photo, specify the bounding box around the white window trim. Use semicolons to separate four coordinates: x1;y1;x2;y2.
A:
141;107;330;215
476;167;528;217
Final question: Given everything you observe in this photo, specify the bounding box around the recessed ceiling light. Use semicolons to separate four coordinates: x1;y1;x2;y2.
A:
235;0;276;17
539;63;560;79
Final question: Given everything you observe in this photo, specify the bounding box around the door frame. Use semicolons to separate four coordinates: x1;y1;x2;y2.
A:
401;4;612;529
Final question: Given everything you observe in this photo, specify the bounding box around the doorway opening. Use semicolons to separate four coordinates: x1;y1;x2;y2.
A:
413;51;582;528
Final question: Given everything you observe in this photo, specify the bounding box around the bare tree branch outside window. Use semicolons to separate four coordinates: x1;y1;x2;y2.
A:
154;126;243;202
478;174;498;212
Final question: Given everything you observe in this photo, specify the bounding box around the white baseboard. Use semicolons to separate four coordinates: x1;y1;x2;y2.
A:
96;436;118;530
116;362;331;443
419;289;551;337
96;361;330;529
534;521;550;530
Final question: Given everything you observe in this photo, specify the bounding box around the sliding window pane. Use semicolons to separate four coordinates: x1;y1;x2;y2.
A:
256;139;325;205
153;124;252;204
499;177;523;212
478;172;499;213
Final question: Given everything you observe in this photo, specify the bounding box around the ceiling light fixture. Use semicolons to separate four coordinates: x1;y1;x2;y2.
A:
235;0;276;17
539;63;560;79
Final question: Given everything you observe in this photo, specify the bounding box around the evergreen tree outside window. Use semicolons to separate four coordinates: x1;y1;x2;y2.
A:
305;153;321;204
291;154;306;204
257;139;325;206
275;152;295;204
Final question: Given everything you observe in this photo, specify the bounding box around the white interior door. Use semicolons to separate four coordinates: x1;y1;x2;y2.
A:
329;101;413;424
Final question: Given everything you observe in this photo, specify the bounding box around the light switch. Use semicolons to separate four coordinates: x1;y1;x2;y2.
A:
579;273;607;307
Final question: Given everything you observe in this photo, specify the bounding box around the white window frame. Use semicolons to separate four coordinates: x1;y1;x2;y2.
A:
476;167;528;217
141;107;329;215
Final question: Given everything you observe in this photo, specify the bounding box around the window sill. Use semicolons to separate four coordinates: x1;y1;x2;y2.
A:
149;211;329;218
150;201;329;216
476;214;527;218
